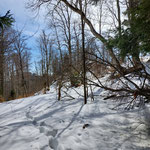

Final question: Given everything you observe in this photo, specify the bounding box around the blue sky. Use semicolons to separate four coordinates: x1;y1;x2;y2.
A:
0;0;47;71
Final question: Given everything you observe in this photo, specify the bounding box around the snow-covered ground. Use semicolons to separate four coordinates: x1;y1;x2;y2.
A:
0;81;150;150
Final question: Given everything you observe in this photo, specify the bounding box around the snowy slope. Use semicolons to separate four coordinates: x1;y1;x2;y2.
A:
0;84;150;150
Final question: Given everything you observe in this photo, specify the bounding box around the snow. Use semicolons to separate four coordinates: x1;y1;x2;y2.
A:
0;81;150;150
140;55;150;63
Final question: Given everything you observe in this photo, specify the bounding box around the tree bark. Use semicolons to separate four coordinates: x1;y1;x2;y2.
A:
0;30;4;97
116;0;121;36
79;0;87;104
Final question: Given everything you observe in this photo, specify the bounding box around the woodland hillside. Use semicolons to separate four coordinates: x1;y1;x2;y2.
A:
0;1;150;149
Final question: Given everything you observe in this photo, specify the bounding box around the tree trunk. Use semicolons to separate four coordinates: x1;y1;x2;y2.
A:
79;0;87;104
116;0;121;36
0;30;4;98
0;51;4;97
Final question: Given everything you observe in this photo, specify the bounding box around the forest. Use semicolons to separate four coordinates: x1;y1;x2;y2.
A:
1;0;150;105
0;0;150;149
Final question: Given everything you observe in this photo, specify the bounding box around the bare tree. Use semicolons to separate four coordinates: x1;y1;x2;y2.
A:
0;28;15;99
13;31;30;96
79;0;87;104
27;0;150;107
37;30;54;91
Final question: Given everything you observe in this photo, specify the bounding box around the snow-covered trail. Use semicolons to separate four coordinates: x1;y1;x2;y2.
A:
0;86;150;150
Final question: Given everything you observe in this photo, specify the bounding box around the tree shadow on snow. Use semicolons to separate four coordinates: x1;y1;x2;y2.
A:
56;102;84;138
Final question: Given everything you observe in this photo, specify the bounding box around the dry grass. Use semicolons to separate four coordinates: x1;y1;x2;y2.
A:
0;93;35;103
0;96;5;103
16;93;35;99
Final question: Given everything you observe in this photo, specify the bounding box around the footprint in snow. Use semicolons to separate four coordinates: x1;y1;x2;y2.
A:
46;129;58;137
39;123;58;150
39;124;58;137
59;120;65;123
26;113;59;150
39;126;45;133
40;145;49;150
40;121;47;126
40;121;53;128
78;133;82;136
49;137;58;150
26;112;33;120
33;120;37;126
